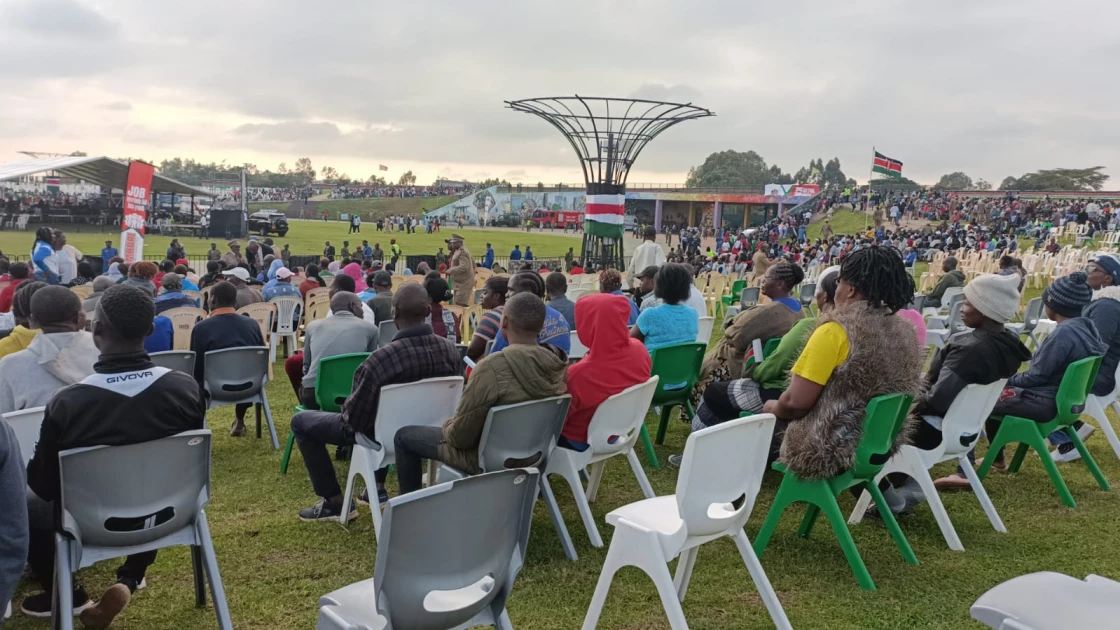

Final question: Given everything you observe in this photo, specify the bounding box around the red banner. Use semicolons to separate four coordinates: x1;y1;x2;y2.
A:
120;161;155;263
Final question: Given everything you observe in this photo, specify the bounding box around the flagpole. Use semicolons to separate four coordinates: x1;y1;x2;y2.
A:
866;146;875;231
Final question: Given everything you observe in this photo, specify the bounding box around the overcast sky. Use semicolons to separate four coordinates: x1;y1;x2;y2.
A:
1;0;1117;187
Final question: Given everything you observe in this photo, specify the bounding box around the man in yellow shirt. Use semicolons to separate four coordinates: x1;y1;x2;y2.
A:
0;281;47;360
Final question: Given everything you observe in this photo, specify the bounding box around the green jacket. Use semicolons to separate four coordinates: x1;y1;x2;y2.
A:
750;317;816;391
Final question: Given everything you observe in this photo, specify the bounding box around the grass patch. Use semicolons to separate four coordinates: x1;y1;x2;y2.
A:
314;196;460;219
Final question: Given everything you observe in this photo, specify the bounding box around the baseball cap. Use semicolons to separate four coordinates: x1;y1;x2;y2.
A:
1089;254;1120;285
275;267;294;279
221;267;250;281
636;265;660;279
372;271;392;287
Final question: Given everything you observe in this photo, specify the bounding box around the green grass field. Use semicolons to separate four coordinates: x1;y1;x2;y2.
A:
247;196;460;220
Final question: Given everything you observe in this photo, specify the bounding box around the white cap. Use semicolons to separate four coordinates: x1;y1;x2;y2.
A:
221;267;250;281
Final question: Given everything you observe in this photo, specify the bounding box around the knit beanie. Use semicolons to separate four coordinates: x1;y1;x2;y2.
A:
1043;271;1093;318
963;273;1021;323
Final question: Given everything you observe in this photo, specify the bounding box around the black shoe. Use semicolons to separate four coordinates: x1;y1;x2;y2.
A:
298;499;358;522
21;587;93;617
357;488;391;505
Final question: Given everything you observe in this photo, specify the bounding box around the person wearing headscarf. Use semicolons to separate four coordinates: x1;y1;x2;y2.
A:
341;262;367;292
327;261;342;274
262;259;285;292
105;262;124;282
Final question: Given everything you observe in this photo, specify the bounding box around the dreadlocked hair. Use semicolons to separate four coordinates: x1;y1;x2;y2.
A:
838;245;914;314
769;262;805;292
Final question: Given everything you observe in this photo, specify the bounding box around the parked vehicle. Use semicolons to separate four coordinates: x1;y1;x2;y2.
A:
248;209;289;236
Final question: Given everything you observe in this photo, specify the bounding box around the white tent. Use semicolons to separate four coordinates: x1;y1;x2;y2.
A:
0;155;209;196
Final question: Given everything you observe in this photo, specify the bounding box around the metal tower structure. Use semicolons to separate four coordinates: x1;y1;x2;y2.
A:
506;96;713;269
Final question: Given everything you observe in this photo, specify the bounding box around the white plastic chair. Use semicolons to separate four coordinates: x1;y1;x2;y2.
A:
318;469;537;630
377;320;399;348
202;347;278;449
52;430;233;630
545;378;659;548
1081;361;1120;464
268;295;303;362
925;299;966;350
581;414;792;630
849;380;1009;550
696;316;714;344
971;572;1120;629
339;376;465;535
568;330;589;360
2;406;45;467
149;350;196;376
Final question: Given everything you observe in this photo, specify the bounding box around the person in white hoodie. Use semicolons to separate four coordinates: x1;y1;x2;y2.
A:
0;286;100;414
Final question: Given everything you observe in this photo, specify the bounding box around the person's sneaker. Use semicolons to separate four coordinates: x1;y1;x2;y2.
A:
229;421;247;438
355;489;390;506
667;454;683;468
933;473;972;492
79;583;131;629
298;499;357;522
1051;442;1082;462
21;587;93;617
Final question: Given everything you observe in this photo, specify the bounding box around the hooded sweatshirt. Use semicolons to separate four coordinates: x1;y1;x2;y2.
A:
1008;316;1105;399
916;326;1032;419
0;331;100;414
440;342;568;473
0;325;39;360
1085;285;1120;395
562;294;652;447
927;269;966;306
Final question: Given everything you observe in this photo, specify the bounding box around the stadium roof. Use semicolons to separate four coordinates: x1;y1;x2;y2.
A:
0;155;210;196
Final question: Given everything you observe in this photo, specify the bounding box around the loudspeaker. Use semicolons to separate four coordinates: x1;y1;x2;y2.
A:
208;209;245;239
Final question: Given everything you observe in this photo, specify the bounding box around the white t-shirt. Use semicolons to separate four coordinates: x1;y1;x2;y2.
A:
327;302;376;325
685;285;708;317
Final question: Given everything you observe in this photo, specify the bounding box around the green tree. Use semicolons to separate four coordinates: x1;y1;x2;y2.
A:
999;167;1109;191
936;171;974;190
974;178;992;191
685;150;784;188
292;157;316;185
320;166;339;183
478;177;512;188
367;174;387;185
398;170;417;186
999;176;1018;190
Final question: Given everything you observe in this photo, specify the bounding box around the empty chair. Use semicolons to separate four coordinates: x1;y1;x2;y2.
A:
971;572;1120;630
2;406;45;467
268;295;303;362
339;377;465;534
739;286;760;308
1081;361;1120;464
1005;297;1044;350
162;307;206;351
568;330;589;361
280;352;371;474
51;430;233;630
202;347;278;449
377;320;399;348
798;282;817;313
546;378;659;547
318;470;538;630
582;415;791;630
848;380;1009;551
149;350;196;376
695;316;714;344
436;396;579;561
926;299;966;350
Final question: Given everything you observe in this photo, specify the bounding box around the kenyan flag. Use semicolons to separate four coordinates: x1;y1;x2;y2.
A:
872;151;903;179
584;193;624;238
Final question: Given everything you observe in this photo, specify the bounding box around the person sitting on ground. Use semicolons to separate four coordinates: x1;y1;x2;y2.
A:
153;273;198;314
490;271;571;354
0;286;100;414
189;281;264;437
394;292;569;494
82;276;115;314
21;284;204;625
599;268;639;326
424;275;461;343
631;263;699;352
0;261;30;313
122;260;158;296
466;276;509;362
296;292;379;407
291;284;461;519
560;293;652;451
762;245;925;481
220;266;263;308
262;266;302;301
0;281;47;358
364;271;394;325
546;271;576;329
926;256;966;307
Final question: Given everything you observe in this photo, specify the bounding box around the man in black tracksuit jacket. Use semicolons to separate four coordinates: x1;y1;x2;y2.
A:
22;284;204;626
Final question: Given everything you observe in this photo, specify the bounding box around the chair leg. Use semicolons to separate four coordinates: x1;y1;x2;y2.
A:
259;393;279;449
847;487;875;525
1034;434;1077;508
539;476;578;561
958;455;1007;533
752;478;796;557
911;463;964;551
733;530;794;630
554;461;603;548
977;430;1012;481
818;490;877;590
1067;428;1112;491
279;431;296;474
1096;401;1120;463
191;546;206;607
585;460;607;503
495;609;514;630
655;404;673;445
672;546;699;603
625;449;656;500
639;424;660;469
255;403;262;439
54;536;74;630
796;504;822;538
338;451;362;528
197;511;235;630
582;526;686;630
1007;443;1030;473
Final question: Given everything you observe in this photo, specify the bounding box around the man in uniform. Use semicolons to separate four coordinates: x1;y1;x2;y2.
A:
445;234;475;307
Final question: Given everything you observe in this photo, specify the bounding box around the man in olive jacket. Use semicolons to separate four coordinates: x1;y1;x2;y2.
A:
394;292;568;493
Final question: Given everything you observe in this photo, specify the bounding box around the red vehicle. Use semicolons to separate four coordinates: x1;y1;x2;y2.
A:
531;209;584;228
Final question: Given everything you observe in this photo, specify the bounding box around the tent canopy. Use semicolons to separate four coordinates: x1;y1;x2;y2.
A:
0;155;210;197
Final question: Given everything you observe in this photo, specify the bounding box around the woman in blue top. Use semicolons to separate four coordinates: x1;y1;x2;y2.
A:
30;227;58;285
631;263;698;352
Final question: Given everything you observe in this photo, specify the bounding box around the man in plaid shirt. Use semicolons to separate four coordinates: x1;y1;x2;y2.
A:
291;284;461;522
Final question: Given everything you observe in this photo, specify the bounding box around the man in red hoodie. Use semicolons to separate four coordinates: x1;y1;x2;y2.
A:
558;293;652;450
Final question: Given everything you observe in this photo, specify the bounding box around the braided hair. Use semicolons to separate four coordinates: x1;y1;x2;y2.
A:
838;245;914;314
768;262;805;293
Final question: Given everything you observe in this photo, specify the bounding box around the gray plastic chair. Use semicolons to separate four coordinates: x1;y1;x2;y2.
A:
437;395;577;561
202;346;278;448
798;282;816;312
2;406;45;467
1006;296;1044;350
149;350;196;375
317;469;537;630
739;286;760;308
377;321;399;348
52;430;232;630
971;571;1120;629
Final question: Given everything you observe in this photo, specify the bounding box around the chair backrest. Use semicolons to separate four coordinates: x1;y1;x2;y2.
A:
740;286;760;308
850;393;915;479
947;298;967;335
371;377;464;457
649;343;707;404
182;290;202;306
938;380;1008;457
728;279;747;302
942;286;965;307
70;285;93;300
476;396;571;473
568;330;589;360
1054;356;1102;427
237;303;275;341
149;350;196;375
2;406;45;467
269;295;303;334
58;430;210;553
163;307;207;351
372;469;537;629
314;353;369;412
798;283;816;306
305;298;331;324
377;320;399;348
696;316;715;344
675;414;776;538
1022;296;1044;331
306;286;330;301
586;378;659;455
202;346;269;402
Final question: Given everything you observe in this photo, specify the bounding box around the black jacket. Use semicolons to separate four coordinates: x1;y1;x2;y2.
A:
27;351;205;502
917;326;1031;418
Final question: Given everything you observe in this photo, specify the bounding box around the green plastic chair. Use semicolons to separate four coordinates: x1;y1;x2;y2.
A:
753;393;918;591
637;343;707;470
978;355;1109;508
280;352;370;474
743;337;783;372
720;279;748;307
